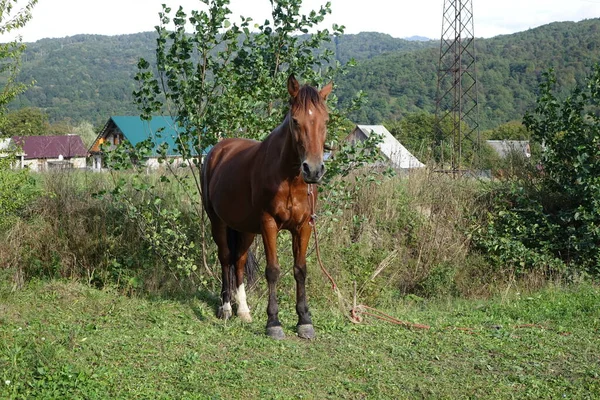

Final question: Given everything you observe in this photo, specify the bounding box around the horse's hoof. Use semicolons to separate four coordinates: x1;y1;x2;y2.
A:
297;324;316;340
238;311;252;323
217;307;232;320
266;326;286;340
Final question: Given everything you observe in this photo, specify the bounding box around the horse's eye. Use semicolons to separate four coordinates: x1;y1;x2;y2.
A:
292;118;299;126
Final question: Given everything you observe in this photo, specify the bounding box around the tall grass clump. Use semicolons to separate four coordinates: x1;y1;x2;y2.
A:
0;170;217;296
308;168;493;307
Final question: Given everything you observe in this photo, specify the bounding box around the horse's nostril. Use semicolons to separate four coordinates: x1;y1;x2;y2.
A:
302;162;311;175
320;163;325;174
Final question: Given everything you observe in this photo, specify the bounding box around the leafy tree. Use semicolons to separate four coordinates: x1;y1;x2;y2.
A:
475;66;600;276
0;106;48;136
0;0;39;228
0;107;83;137
386;112;440;163
523;66;600;272
482;120;530;140
0;0;37;126
72;120;97;148
134;0;347;148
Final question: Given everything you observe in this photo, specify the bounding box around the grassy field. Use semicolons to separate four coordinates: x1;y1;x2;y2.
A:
1;276;598;399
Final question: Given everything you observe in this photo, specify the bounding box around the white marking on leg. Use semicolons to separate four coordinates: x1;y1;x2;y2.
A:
235;283;252;322
222;302;232;313
235;283;250;314
219;301;232;320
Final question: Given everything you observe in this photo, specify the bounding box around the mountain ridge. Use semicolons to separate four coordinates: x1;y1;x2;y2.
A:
10;18;600;130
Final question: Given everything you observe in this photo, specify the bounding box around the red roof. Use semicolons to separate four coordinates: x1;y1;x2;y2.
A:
12;135;88;160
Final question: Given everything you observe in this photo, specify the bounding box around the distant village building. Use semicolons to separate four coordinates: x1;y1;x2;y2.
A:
11;135;88;171
88;116;205;171
486;140;531;159
345;125;425;169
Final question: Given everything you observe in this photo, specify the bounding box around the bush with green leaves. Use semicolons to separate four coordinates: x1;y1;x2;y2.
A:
474;65;600;277
0;158;39;229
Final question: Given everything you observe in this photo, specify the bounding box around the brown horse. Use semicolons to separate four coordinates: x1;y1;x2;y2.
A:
201;74;332;339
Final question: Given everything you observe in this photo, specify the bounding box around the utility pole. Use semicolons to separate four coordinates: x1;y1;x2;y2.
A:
435;0;480;175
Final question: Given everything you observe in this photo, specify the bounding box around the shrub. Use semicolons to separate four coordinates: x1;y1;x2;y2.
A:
474;65;600;277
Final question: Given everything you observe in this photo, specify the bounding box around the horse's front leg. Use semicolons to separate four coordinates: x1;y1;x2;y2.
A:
262;218;285;339
292;222;315;339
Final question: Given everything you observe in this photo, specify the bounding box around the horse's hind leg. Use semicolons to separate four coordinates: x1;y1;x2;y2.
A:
233;232;256;323
211;222;233;320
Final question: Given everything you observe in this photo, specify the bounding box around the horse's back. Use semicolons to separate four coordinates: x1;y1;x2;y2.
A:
202;138;262;232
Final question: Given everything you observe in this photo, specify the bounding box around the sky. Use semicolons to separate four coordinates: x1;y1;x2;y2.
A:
6;0;600;42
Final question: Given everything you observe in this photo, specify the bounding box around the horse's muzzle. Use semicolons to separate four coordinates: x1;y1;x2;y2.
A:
302;161;325;184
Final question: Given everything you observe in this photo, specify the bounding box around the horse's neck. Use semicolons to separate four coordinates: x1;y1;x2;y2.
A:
261;115;301;180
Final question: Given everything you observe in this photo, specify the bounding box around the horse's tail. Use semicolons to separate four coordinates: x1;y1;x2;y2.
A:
226;227;259;289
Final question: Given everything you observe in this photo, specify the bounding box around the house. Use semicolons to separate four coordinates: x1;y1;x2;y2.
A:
345;125;425;169
11;135;88;171
486;140;531;159
89;116;202;170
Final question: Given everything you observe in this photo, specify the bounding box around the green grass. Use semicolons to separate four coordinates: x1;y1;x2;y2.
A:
1;278;598;399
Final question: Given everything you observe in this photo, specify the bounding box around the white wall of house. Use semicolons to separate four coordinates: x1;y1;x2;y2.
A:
91;154;103;170
22;156;86;171
145;156;187;170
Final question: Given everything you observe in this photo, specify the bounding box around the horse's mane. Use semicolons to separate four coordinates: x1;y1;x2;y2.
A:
291;85;327;116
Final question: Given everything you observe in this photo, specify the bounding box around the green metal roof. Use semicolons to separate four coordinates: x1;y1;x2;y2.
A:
109;116;206;157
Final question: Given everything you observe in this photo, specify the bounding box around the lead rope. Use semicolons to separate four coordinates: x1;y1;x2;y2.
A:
307;184;337;291
307;184;430;329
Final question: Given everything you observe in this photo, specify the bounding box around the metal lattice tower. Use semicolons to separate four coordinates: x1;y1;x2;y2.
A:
435;0;480;174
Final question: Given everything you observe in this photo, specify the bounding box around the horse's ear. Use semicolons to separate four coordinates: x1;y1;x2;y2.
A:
320;81;333;100
287;74;300;98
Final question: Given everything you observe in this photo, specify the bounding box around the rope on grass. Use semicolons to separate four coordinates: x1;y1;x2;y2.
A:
307;184;430;330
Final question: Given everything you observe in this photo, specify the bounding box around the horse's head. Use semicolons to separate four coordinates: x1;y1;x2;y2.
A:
287;74;333;184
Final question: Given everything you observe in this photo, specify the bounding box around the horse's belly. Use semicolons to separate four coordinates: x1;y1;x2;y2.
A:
205;139;263;233
210;185;261;233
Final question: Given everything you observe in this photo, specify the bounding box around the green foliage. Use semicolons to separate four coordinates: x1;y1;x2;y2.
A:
107;173;203;280
474;180;567;275
0;106;93;137
482;120;530;140
0;0;39;228
0;107;48;136
134;0;345;148
0;0;37;123
320;127;394;219
71;120;97;147
386;111;470;165
475;65;600;276
0;158;39;228
386;112;436;160
524;66;600;272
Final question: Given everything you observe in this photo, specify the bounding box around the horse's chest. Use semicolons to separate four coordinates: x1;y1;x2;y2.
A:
267;186;310;229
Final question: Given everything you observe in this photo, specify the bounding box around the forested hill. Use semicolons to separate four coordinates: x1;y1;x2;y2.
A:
12;31;436;127
11;18;600;129
339;18;600;128
15;32;158;124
